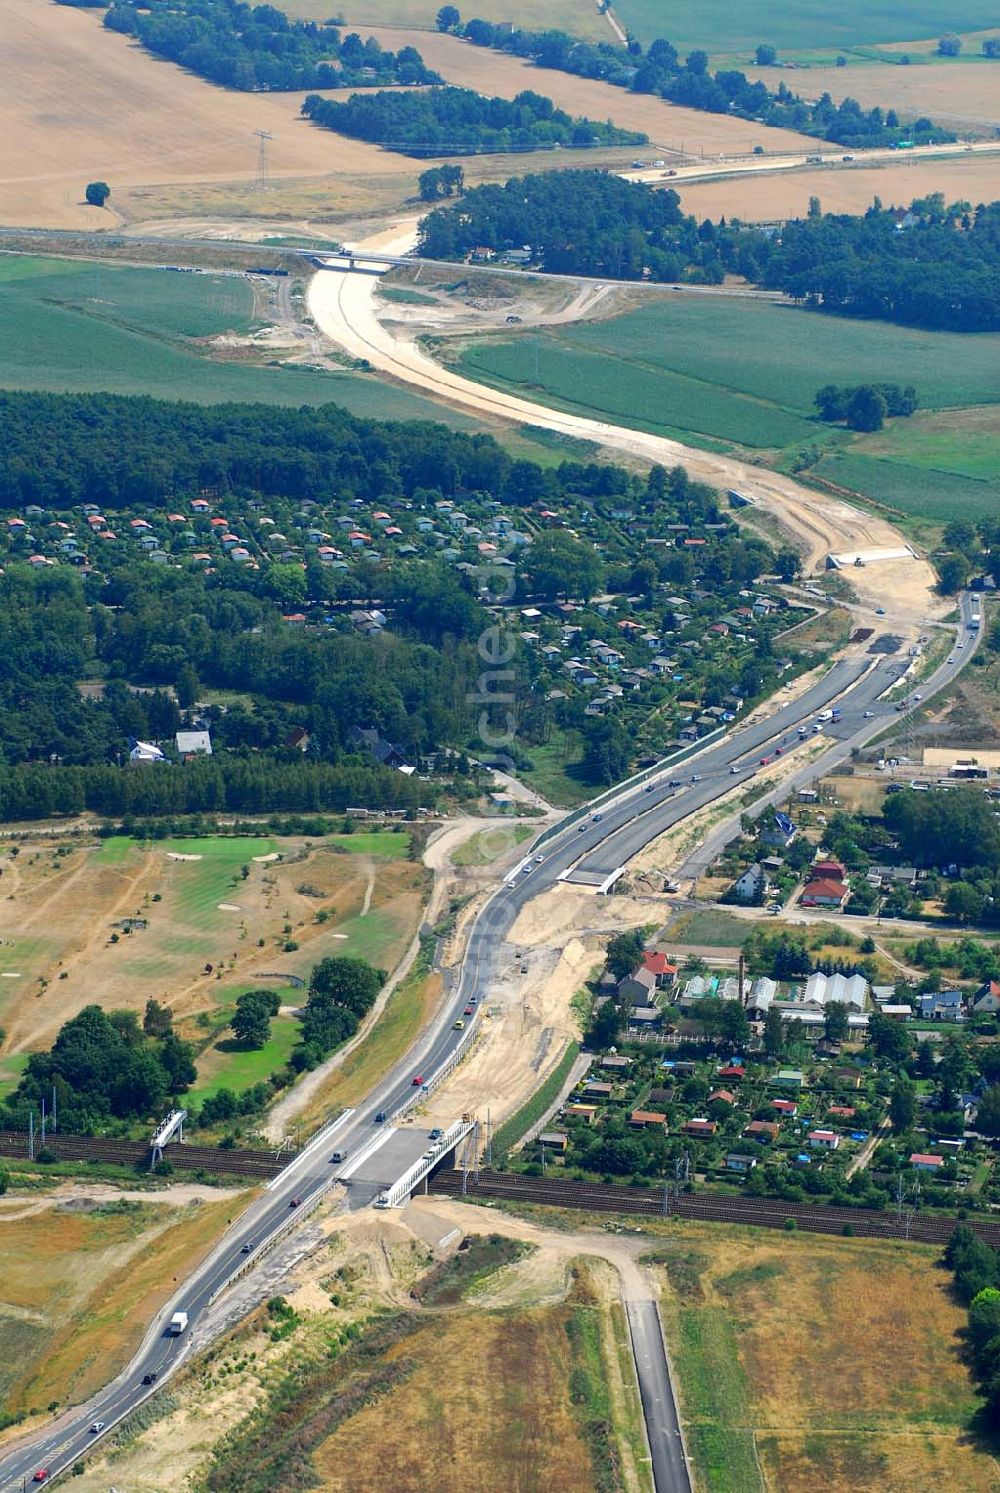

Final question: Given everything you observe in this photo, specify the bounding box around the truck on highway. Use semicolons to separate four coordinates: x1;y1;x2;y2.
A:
831;707;842;721
169;1311;189;1335
968;596;982;631
815;709;833;723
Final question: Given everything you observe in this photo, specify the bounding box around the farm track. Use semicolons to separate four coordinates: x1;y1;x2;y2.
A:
0;1129;291;1178
428;1169;1000;1246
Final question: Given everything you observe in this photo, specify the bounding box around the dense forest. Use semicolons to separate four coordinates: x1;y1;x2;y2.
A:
420;177;1000;329
441;15;951;149
102;0;438;91
418;170;729;281
300;87;646;157
760;197;1000;332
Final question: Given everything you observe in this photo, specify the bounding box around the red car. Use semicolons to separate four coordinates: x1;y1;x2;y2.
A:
412;1074;424;1086
463;1005;473;1016
759;756;770;766
33;1474;49;1484
775;747;783;756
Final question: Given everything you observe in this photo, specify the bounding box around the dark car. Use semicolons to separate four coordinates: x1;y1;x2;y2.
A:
289;1196;302;1208
142;1372;158;1386
240;1242;253;1254
375;1110;387;1124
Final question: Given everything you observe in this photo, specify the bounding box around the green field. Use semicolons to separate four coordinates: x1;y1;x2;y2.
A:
160;837;276;928
0;1051;28;1102
189;1011;301;1104
611;0;1000;54
0;256;478;426
457;298;1000;522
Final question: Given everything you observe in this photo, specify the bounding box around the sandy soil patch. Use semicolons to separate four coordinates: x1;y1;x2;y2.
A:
678;153;1000;222
364;28;822;158
0;0;405;229
168;851;203;861
420;933;593;1126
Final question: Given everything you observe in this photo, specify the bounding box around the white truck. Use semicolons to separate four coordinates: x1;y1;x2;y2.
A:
169;1311;189;1335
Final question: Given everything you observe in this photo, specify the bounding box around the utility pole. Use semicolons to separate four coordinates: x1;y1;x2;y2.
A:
254;129;273;192
51;1084;57;1134
28;1109;34;1162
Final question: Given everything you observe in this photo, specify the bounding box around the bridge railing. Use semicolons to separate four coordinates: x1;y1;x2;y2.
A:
377;1119;475;1208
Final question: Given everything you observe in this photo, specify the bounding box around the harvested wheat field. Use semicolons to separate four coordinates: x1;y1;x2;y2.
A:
0;0;409;228
745;58;1000;131
679;153;1000;221
647;1222;997;1493
363;27;823;158
0;834;427;1055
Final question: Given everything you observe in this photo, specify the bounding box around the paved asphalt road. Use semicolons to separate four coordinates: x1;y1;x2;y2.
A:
0;595;979;1489
628;1301;693;1493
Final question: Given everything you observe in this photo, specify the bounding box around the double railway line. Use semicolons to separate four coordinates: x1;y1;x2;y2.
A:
428;1169;1000;1247
0;1130;292;1179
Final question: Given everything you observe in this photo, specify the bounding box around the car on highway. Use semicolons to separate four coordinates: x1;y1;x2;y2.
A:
592;812;603;822
289;1197;302;1208
913;693;923;702
948;656;955;664
729;765;739;774
429;1128;443;1140
759;756;770;766
453;1018;465;1029
241;1242;253;1253
90;1422;105;1434
412;1074;424;1086
577;822;587;832
522;865;533;875
668;779;682;788
958;642;965;649
876;607;886;615
468;996;477;1005
864;710;874;718
32;1472;48;1484
463;1005;473;1015
645;783;655;793
534;855;545;864
142;1372;158;1385
691;774;702;783
775;747;783;756
375;1111;387;1123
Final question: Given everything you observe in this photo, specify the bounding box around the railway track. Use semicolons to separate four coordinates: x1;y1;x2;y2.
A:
428;1170;1000;1247
0;1130;292;1179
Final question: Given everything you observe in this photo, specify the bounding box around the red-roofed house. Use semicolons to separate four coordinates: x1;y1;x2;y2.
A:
800;877;849;908
717;1064;745;1082
828;1105;856;1121
911;1153;944;1171
812;859;848;881
744;1120;779;1143
684;1118;718;1137
809;1130;840;1150
771;1099;798;1116
641;951;678;989
708;1089;736;1106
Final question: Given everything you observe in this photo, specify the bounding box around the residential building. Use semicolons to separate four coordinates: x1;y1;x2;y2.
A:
910;1152;944;1172
618;967;659;1006
973;980;1000;1016
726;1153;758;1174
808;1130;840;1150
538;1132;568;1154
744;1120;779;1143
772;1069;804;1090
684;1117;718;1137
800;876;849;909
919;990;965;1022
629;1110;668;1130
176;730;212;758
731;863;767;904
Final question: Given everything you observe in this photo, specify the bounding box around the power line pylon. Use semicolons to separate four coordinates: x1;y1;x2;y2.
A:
254;129;273;191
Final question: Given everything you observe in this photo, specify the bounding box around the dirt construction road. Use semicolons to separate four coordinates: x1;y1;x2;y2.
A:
307;227;940;625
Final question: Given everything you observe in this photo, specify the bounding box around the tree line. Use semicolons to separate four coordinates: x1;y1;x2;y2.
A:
102;0;438;92
420;178;1000;332
760;196;1000;332
432;11;951;150
301;86;646;157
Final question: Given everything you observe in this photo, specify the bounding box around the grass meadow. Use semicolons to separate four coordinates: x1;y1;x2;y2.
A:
0;256;477;424
457;297;1000;523
612;0;1000;53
